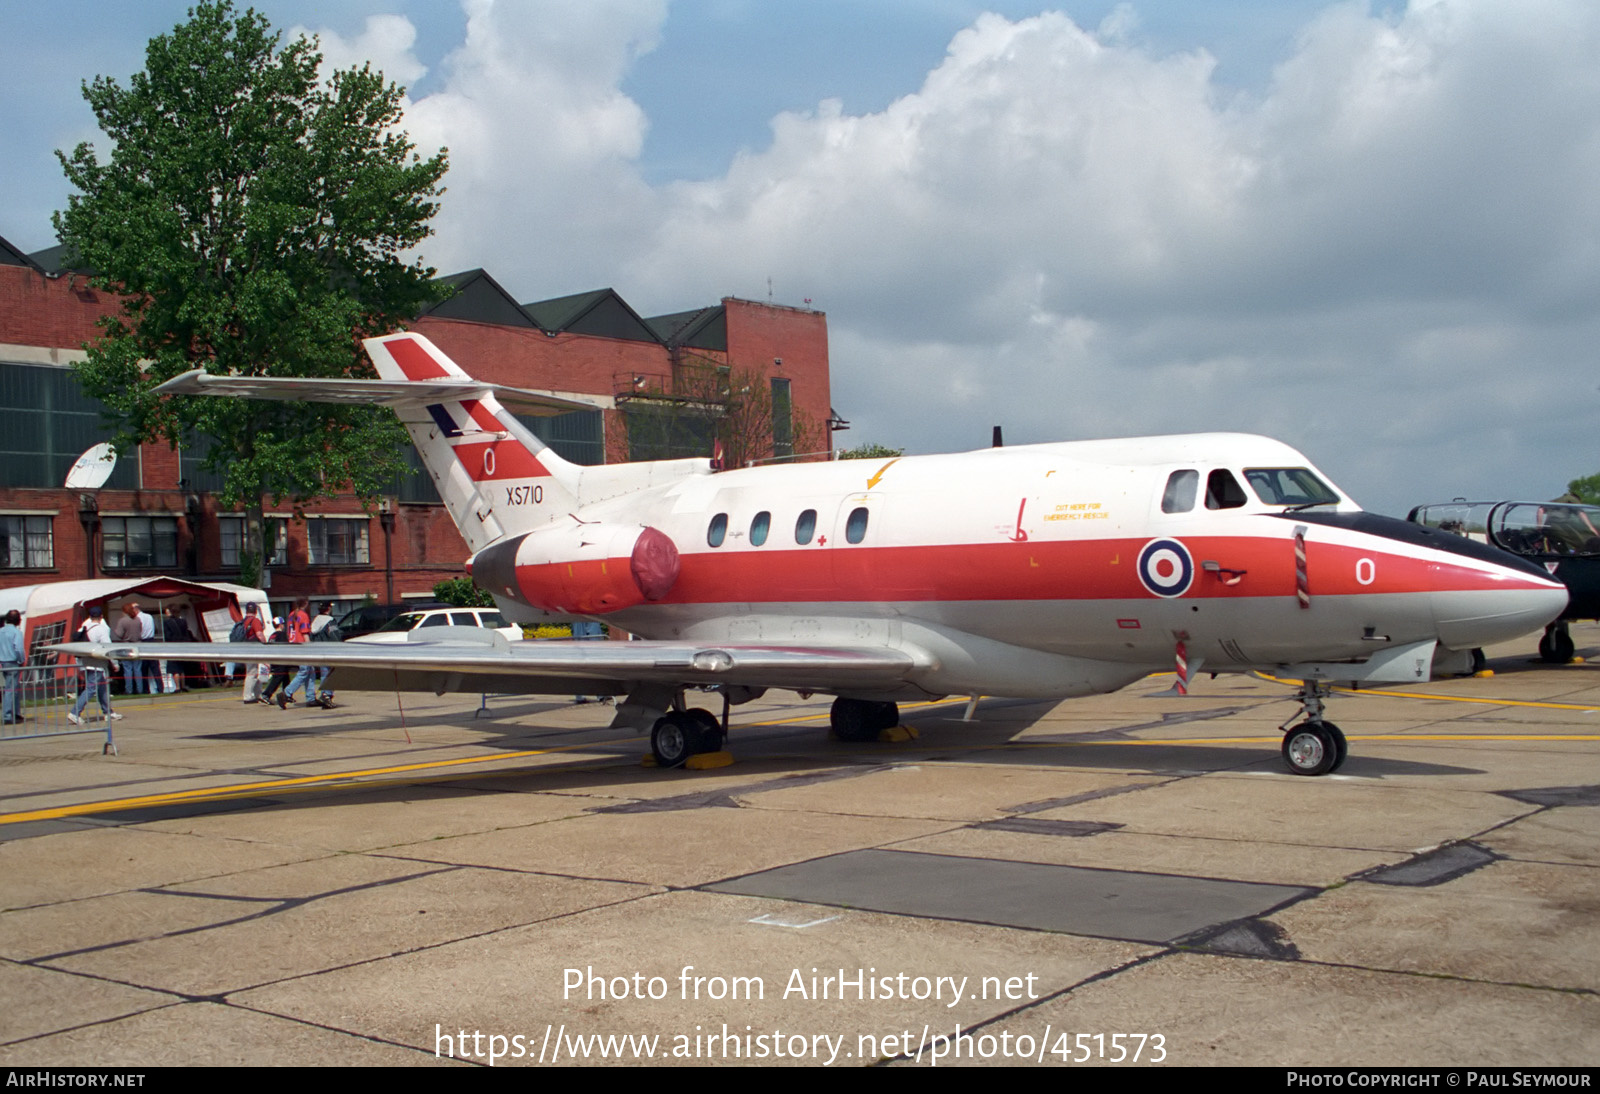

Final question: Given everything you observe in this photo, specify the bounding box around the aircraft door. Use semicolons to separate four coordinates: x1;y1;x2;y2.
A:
830;495;880;597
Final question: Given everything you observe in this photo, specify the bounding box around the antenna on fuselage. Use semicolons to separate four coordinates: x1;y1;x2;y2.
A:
992;426;1003;448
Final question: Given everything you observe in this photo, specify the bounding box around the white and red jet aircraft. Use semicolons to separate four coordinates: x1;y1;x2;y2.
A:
65;333;1567;775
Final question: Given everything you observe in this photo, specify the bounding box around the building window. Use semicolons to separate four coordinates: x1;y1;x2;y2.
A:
771;377;792;460
0;515;54;569
0;363;139;490
219;517;287;568
103;516;178;570
307;518;370;566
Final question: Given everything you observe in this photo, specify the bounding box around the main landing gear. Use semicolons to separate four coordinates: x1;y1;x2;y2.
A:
650;706;725;768
1279;680;1349;776
830;697;900;742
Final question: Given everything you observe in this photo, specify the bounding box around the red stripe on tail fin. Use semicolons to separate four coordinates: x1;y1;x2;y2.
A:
385;336;454;380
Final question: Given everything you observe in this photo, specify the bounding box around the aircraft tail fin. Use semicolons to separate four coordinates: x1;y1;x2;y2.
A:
362;333;583;553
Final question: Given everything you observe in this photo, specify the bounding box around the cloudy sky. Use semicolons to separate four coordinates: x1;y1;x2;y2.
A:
4;0;1597;515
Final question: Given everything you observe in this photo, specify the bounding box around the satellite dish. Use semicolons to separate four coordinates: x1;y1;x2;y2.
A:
65;443;117;489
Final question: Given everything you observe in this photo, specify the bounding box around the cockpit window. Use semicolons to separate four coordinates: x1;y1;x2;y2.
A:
1244;467;1339;508
1162;470;1199;513
1492;503;1600;557
1205;469;1248;510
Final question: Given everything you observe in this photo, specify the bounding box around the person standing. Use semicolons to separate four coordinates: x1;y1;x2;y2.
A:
112;603;142;696
138;602;160;694
0;609;24;725
66;605;121;726
238;603;267;703
163;605;195;691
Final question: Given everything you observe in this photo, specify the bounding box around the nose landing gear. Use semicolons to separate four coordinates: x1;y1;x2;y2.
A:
1280;680;1349;776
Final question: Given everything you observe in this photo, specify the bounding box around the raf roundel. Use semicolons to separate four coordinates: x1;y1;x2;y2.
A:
1138;538;1194;598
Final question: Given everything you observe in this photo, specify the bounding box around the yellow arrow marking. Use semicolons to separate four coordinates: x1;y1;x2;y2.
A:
866;458;901;489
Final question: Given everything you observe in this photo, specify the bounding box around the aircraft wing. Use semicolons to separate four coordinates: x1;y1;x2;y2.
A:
50;638;923;695
153;371;601;416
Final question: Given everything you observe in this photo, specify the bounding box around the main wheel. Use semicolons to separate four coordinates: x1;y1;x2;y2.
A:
651;713;694;768
684;707;725;752
1321;721;1349;772
830;698;898;742
1281;722;1336;776
1469;648;1487;674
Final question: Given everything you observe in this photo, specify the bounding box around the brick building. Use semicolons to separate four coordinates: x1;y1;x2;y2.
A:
0;233;835;615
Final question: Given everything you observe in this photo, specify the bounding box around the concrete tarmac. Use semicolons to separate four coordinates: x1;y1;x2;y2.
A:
1;626;1598;1067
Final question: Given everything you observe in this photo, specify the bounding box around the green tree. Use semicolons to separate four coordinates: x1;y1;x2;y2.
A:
432;577;494;608
54;1;448;586
837;442;905;460
1568;474;1600;506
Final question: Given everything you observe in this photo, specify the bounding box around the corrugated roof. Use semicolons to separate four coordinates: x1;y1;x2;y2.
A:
420;269;543;329
26;242;88;274
0;234;43;270
646;305;726;352
523;288;662;344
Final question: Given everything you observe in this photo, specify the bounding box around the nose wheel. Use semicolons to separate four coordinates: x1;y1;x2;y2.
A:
1281;720;1347;775
1280;681;1348;775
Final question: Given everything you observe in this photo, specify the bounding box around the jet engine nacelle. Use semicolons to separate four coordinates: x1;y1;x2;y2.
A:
469;523;680;615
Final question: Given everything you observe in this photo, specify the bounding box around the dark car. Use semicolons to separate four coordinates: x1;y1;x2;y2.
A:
1409;500;1600;662
334;601;451;640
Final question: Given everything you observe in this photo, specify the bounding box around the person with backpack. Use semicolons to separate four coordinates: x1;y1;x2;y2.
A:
236;603;268;704
297;600;341;709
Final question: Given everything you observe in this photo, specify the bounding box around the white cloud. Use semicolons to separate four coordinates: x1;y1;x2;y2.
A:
296;13;428;88
304;0;1600;512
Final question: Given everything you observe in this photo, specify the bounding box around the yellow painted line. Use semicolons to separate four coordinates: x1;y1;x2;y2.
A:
1255;673;1600;713
0;738;629;827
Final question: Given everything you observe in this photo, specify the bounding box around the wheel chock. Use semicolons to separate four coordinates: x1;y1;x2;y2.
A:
640;754;658;767
880;724;919;743
1473;669;1495;678
686;750;733;770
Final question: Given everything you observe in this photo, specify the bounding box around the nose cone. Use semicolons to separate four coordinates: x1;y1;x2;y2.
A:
1430;563;1569;649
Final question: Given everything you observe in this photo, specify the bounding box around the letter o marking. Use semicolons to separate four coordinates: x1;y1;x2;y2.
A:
483;447;496;476
1356;558;1375;586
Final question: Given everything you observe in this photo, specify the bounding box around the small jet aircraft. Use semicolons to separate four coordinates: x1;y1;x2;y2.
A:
1409;500;1600;663
58;334;1567;776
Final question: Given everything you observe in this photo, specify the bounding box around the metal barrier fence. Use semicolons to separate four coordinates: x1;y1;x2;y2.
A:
1;653;119;755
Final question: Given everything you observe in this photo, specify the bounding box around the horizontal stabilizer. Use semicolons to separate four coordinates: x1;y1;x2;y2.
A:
153;370;601;417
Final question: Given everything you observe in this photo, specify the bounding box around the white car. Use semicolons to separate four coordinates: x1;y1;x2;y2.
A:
348;607;524;644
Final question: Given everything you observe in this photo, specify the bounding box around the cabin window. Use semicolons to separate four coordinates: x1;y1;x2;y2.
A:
1205;470;1248;510
846;507;869;544
1244;468;1339;508
707;513;728;547
795;509;817;544
1161;470;1198;514
750;511;771;546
